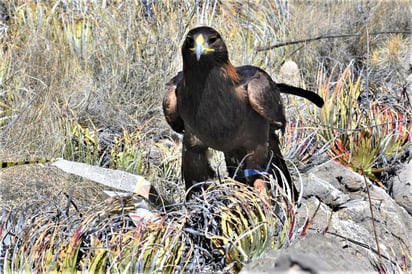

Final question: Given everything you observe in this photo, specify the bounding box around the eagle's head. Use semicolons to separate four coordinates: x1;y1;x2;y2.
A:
182;26;229;66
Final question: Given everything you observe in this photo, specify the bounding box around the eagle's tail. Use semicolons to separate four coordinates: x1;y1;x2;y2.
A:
277;83;324;108
269;132;298;202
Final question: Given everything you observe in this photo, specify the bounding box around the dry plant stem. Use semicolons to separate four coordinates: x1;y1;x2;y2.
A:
256;31;411;52
363;173;383;268
362;4;383;268
364;2;370;100
325;231;395;264
301;199;321;237
322;207;334;235
0;87;43;139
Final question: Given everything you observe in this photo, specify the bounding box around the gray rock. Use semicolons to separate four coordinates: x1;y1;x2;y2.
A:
300;160;365;192
243;160;412;273
391;161;412;215
300;173;350;207
299;160;363;206
240;234;374;274
278;60;301;87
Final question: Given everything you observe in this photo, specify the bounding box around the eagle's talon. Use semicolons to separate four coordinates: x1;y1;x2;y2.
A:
253;179;271;206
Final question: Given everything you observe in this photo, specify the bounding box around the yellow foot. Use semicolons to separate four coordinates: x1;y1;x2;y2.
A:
253;179;271;206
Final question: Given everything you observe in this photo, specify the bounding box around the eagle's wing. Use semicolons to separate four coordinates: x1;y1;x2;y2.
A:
237;66;286;131
163;72;184;133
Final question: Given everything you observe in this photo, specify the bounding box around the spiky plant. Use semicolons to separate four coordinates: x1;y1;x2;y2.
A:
58;116;101;165
317;63;411;186
109;128;146;175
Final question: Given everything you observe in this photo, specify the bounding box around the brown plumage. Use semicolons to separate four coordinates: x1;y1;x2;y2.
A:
163;26;324;200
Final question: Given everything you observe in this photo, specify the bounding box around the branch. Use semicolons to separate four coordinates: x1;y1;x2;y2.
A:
256;31;411;52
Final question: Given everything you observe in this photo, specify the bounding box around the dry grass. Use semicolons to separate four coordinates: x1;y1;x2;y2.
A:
283;1;410;85
0;0;410;168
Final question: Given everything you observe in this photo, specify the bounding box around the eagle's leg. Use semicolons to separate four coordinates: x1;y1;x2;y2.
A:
225;145;271;203
182;132;215;191
225;144;268;179
224;147;267;184
224;149;245;180
225;139;298;202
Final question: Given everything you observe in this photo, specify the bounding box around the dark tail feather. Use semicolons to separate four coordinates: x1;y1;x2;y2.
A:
277;83;324;108
269;132;298;202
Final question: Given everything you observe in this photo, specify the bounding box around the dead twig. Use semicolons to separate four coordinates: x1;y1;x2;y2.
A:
363;173;383;268
256;31;411;52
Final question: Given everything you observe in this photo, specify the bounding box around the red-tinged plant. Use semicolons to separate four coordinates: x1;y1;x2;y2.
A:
317;63;411;186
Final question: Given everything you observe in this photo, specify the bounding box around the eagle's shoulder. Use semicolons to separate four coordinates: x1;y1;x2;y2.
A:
166;71;183;88
163;72;185;133
236;65;286;130
236;65;271;84
236;65;324;108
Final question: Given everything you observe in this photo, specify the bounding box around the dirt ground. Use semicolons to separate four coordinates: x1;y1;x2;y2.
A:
0;164;109;211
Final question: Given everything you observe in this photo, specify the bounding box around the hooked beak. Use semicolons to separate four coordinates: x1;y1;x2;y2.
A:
195;37;204;61
192;34;214;61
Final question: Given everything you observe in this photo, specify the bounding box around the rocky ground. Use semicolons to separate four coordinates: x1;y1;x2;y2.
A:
242;160;412;273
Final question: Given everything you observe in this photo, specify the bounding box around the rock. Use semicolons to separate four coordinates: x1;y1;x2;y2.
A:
391;161;412;215
241;234;374;274
300;160;365;192
278;60;301;87
243;160;412;273
300;173;350;207
337;175;364;192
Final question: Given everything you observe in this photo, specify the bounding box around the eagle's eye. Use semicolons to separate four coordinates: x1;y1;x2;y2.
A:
208;36;218;44
186;36;194;47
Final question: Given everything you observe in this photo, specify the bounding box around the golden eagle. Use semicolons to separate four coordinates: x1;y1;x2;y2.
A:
163;26;324;200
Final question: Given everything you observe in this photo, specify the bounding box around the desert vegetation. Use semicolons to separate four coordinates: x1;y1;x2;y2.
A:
0;0;411;273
